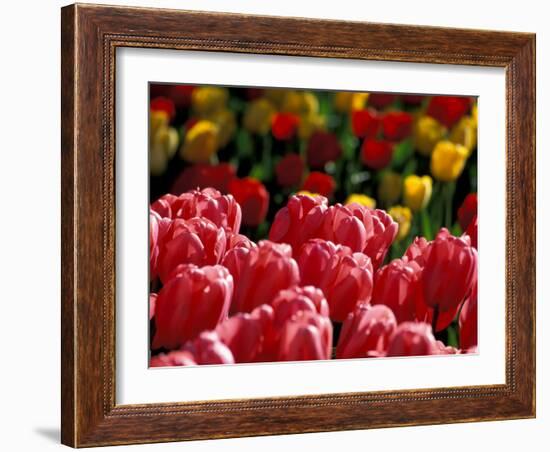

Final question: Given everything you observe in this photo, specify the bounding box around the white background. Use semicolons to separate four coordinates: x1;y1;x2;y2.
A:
0;0;546;451
117;49;505;404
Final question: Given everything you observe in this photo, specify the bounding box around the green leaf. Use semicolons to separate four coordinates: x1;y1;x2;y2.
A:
391;138;414;169
236;129;253;157
421;209;434;241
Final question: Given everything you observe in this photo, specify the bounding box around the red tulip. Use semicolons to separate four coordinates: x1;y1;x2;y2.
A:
382;111;413;141
223;240;300;314
306;131;343;168
361;139;394;170
278;310;333;361
297;239;374;322
182;331;235;365
426;96;471;128
152;188;242;234
271;112;300;140
336;304;397;359
419;228;477;331
458;193;477;231
351;109;381;139
150;96;176;120
368;93;397;109
171;163;236;195
149;293;157;321
320;203;398;269
229;177;269;227
386;322;438;357
269;193;329;253
459;278;478;350
276;154;304;187
301;171;336;198
150;350;197;367
464;216;478;249
373;258;423;323
216;304;275;363
152;264;233;350
157;217;226;284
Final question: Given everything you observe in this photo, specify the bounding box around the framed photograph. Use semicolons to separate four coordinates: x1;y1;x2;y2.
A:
61;3;536;447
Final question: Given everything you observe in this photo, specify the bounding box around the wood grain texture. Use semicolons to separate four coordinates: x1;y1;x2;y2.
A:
61;3;536;447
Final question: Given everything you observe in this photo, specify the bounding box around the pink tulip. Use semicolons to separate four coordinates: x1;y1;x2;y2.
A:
151;188;242;234
386;322;438;357
152;264;233;350
435;341;459;355
225;231;257;254
223;240;300;314
336;304;397;359
149;210;171;280
156;217;227;284
182;331;235;365
459;278;478;350
216;304;275;363
373;258;422;323
150;350;197;367
403;236;430;264
419;229;477;331
278;311;333;361
320;203;398;269
269;194;329;253
297;239;374;322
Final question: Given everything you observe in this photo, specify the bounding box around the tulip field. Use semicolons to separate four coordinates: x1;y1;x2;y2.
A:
149;84;478;366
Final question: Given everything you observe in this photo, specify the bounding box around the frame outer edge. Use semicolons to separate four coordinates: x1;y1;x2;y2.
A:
61;4;77;448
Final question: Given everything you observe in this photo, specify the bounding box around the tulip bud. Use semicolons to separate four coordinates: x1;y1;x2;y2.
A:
243;98;276;135
191;86;229;116
403;175;433;211
457;193;477;231
157;218;227;283
271;112;300;140
152;264;233;350
336;304;397;359
426;96;471;128
180;120;220;163
297;239;374;322
278;311;333;361
413;115;446;157
204;108;236;148
388;205;412;241
276;154;305;188
373;258;421;323
298;113;325;140
345;194;376;209
223;241;300;314
150;110;179;176
182;331;235;365
450;116;477;155
306;131;343;169
351;108;380;139
171;163;236;195
361;139;394;170
382;111;413;141
333;92;369;113
430;140;469;182
301;171;336;198
378;171;402;206
269;194;329;253
386;322;438;357
229;177;270;227
420;229;477;331
368;93;396;109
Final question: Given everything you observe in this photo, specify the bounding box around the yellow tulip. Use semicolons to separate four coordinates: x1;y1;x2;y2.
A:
414;115;447;156
403;175;433;212
298;113;326;140
191;86;229;116
388;206;412;241
471;103;478;127
149;110;179;176
449;116;477;155
378;171;402;206
205;108;236;147
180;120;219;163
430;140;469;182
345;194;376;209
243;98;275;135
333;92;369;113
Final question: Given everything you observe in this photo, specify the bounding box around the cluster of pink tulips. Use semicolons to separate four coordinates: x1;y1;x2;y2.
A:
149;188;478;367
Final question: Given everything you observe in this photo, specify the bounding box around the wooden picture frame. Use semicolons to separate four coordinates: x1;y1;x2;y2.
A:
61;3;536;447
